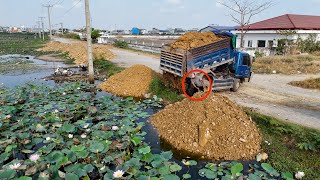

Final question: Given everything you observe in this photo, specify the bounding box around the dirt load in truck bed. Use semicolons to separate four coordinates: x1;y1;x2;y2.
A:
170;32;222;50
151;93;262;160
97;65;154;97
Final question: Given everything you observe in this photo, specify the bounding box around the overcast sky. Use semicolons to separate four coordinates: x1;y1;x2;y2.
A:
1;0;320;30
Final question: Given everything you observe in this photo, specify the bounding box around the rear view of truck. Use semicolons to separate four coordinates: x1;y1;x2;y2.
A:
160;31;252;94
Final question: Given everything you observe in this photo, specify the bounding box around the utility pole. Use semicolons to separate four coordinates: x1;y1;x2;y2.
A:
60;23;64;34
85;0;94;84
36;21;41;38
39;17;45;41
43;5;53;38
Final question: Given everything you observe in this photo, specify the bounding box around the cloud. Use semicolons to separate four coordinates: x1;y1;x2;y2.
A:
166;0;183;5
54;4;65;9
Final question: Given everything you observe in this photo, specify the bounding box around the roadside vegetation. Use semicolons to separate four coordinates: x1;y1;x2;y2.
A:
289;77;320;90
149;76;184;103
0;33;49;56
253;55;320;74
246;109;320;179
57;33;80;40
93;58;124;77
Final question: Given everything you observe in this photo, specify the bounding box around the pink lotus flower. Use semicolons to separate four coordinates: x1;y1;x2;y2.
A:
9;163;21;170
68;134;73;139
81;134;87;138
29;154;40;162
113;170;124;178
112;126;119;131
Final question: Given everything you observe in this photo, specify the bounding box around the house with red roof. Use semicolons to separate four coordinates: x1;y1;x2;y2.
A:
235;14;320;56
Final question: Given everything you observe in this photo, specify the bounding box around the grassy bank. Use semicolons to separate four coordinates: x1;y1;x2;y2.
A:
0;33;49;56
93;59;124;77
253;55;320;74
246;109;320;179
149;76;184;103
289;78;320;90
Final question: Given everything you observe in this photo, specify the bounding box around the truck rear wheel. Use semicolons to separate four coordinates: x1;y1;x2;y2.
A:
231;79;240;92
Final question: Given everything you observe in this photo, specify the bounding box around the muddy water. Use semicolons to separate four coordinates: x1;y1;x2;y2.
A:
0;54;68;87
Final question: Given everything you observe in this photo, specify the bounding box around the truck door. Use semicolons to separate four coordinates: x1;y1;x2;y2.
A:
236;53;251;78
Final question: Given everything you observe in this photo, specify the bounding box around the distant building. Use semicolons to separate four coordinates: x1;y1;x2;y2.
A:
140;29;148;35
149;28;160;35
235;14;320;56
132;27;140;35
200;26;237;32
174;28;185;35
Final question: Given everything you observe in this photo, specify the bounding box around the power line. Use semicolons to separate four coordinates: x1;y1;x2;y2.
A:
60;0;82;17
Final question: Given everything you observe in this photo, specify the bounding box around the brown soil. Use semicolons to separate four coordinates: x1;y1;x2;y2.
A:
151;93;262;160
39;41;116;65
170;32;222;50
97;65;154;97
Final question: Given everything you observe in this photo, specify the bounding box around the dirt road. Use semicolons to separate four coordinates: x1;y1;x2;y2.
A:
109;48;161;72
226;73;320;129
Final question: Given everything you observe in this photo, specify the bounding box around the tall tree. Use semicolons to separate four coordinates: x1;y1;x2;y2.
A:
219;0;272;48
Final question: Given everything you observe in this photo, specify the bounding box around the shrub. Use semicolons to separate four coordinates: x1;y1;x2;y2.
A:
297;34;320;53
113;40;129;49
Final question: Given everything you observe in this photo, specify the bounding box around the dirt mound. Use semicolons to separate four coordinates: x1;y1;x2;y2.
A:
98;65;154;97
39;41;116;64
151;93;262;160
170;32;222;50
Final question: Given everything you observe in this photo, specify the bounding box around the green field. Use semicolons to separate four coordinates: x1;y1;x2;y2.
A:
0;33;49;56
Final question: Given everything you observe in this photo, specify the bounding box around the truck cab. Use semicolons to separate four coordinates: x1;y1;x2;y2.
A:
233;51;253;81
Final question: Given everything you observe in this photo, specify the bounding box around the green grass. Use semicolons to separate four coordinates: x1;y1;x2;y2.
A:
149;76;184;103
0;33;49;56
93;59;124;77
246;109;320;179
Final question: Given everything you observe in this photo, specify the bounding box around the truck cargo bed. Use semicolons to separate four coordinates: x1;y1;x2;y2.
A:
160;36;232;77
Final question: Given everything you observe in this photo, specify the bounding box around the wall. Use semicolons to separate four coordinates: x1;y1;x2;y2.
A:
233;30;320;56
234;30;320;48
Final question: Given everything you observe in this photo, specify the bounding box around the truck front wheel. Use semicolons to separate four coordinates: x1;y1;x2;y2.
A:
231;79;240;92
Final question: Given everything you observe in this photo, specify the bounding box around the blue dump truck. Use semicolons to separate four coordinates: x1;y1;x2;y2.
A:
160;30;253;95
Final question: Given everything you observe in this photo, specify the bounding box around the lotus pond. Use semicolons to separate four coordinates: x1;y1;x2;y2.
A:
0;81;297;180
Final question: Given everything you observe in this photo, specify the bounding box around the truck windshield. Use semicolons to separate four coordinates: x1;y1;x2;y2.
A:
243;55;251;66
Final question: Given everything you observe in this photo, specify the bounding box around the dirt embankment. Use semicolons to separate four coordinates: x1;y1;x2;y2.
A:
98;65;155;97
170;32;222;50
39;41;116;64
152;93;262;160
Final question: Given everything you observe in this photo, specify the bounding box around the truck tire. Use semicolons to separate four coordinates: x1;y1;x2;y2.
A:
231;79;240;92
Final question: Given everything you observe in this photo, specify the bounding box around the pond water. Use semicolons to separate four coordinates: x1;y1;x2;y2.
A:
0;54;68;87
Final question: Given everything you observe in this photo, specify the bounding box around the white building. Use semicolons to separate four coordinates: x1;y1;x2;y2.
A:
234;14;320;56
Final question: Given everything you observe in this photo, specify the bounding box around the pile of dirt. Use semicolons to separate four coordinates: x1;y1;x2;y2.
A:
170;32;222;50
39;41;116;64
151;93;262;160
97;65;154;97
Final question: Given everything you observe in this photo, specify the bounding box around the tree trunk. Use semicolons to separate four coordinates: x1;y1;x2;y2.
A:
240;30;244;48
